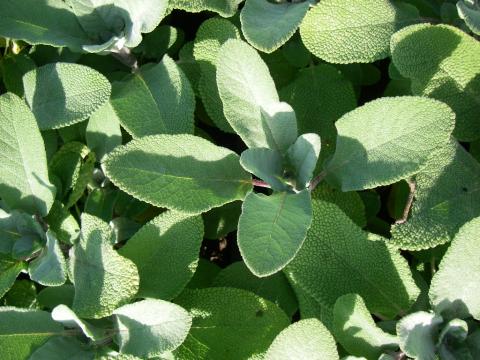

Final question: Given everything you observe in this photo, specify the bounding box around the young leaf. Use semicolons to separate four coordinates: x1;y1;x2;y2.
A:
0;93;55;216
265;318;339;360
333;294;399;359
113;299;192;358
391;140;480;250
119;211;204;300
238;190;313;277
324;96;455;191
240;148;288;191
457;0;480;35
45;201;80;245
396;311;443;360
285;200;420;323
104;134;252;214
0;209;43;254
391;23;480;141
28;337;94;360
28;230;67;286
23;63;111;130
429;216;480;320
174;287;289;360
240;0;310;53
212;261;298;317
111;57;195;137
51;304;105;341
168;0;243;17
287;133;321;189
0;260;26;299
0;307;63;360
194;17;240;133
300;0;419;63
217;39;297;151
70;214;139;318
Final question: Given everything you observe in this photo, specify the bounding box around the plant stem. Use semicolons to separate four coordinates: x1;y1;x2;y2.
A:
308;170;327;191
252;179;271;189
395;178;416;225
112;47;138;72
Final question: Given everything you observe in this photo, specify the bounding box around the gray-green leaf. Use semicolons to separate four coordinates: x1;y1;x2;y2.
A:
240;148;288;191
287;133;321;189
457;0;480;35
51;304;105;341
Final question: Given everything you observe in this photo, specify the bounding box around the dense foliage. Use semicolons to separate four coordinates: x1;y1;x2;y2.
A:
0;0;479;359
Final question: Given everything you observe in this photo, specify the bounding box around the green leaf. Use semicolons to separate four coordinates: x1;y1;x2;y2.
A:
280;64;357;164
391;23;480;141
265;318;339;360
240;148;289;191
70;214;139;318
45;201;80;245
396;311;443;360
324;96;455;191
104;134;252;214
0;307;63;360
113;299;192;358
287;133;321;189
391;140;480;250
194;18;240;133
0;0;91;51
37;285;75;310
300;0;419;64
51;304;105;341
212;261;298;317
0;209;43;255
28;230;67;286
29;336;94;360
174;287;289;360
285;200;420;324
429;216;480;320
217;39;298;151
23;63;111;130
333;294;399;359
0;54;36;96
238;190;312;277
3;280;37;309
457;0;480;35
0;93;55;216
86;102;122;162
240;0;309;53
0;260;26;299
111;57;195;137
202;201;242;239
119;211;203;300
168;0;243;17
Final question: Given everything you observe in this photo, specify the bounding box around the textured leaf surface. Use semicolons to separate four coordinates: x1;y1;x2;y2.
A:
28;336;93;360
111;57;195;137
194;18;240;133
28;231;67;286
240;148;288;191
0;93;55;216
71;214;139;318
238;190;312;277
217;39;297;151
324;97;455;191
175;288;289;360
119;211;203;300
429;216;480;320
0;260;25;299
104;134;252;214
0;54;36;96
113;299;192;358
265;318;339;360
333;294;398;359
285;200;419;322
51;304;104;341
23;63;111;130
457;0;480;35
169;0;243;17
0;307;63;360
287;133;321;189
300;0;419;63
240;0;309;53
391;24;480;140
391;140;480;250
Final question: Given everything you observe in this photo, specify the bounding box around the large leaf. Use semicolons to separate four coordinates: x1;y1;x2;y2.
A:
429;216;480;320
285;200;420;323
104;134;252;214
324;96;455;191
391;140;480;250
333;294;399;359
23;63;111;130
168;0;243;17
300;0;419;63
457;0;480;35
265;318;339;360
113;299;192;358
174;288;290;360
70;214;139;318
238;190;312;277
217;39;298;151
111;57;195;137
0;93;55;216
51;304;105;341
119;211;204;300
28;337;93;360
240;0;310;53
194;17;240;133
0;307;63;360
391;23;480;141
